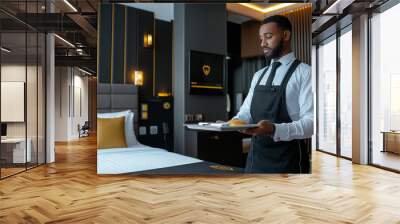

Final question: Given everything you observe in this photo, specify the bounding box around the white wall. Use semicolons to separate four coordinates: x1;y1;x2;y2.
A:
55;67;69;141
1;63;46;164
72;73;89;138
1;65;34;138
55;67;89;141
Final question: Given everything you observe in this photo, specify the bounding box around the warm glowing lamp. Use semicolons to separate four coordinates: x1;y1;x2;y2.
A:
157;92;172;97
133;70;143;86
144;34;153;48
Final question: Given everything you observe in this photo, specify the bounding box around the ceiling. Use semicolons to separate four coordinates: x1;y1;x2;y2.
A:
226;3;310;23
0;0;98;73
1;1;392;72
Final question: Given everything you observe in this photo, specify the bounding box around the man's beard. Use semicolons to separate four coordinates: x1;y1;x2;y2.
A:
264;38;284;62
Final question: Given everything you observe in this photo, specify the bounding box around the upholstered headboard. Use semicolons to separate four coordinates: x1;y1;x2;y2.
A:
97;83;139;123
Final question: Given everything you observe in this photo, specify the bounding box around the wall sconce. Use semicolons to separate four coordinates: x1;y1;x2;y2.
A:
133;70;143;86
157;92;172;97
143;34;153;48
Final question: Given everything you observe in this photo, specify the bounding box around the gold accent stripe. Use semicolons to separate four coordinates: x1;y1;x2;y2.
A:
153;19;156;97
97;3;100;83
111;4;114;84
124;6;127;84
191;85;223;89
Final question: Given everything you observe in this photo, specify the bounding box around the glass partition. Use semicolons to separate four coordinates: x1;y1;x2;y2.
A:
371;3;400;171
317;35;337;155
339;27;352;158
1;31;28;178
0;1;46;179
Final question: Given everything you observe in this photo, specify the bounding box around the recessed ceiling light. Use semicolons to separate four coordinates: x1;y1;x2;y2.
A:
239;3;296;14
78;67;93;76
63;0;78;12
54;34;75;48
1;47;11;53
322;0;354;15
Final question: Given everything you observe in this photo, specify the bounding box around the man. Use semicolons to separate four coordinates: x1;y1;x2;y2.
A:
230;15;313;173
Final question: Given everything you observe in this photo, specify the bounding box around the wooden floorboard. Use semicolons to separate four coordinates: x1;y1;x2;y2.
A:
1;135;400;223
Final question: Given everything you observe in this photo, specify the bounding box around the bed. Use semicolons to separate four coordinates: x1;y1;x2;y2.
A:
97;144;243;175
97;84;243;174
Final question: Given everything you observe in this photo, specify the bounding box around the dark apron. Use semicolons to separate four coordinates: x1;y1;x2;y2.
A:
245;60;310;173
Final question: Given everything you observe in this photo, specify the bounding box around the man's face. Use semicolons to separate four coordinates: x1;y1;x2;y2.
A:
259;22;286;60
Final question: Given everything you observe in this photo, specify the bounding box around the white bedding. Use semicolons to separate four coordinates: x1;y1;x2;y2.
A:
97;144;202;174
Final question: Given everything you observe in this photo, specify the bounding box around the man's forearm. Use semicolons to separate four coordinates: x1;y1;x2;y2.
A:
273;118;314;141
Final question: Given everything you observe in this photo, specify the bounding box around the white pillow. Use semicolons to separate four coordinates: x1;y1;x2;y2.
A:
96;110;139;147
97;110;131;118
125;112;139;146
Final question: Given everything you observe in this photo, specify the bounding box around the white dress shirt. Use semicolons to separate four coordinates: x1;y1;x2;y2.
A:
233;52;314;142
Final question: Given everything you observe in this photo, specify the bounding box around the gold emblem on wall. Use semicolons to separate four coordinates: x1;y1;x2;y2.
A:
163;102;171;110
202;65;211;76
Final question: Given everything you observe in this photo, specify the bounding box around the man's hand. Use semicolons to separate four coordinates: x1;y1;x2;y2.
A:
240;120;275;136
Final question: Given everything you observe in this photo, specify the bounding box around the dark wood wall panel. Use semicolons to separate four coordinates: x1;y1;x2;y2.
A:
98;4;172;99
88;77;97;131
241;20;263;58
282;4;312;65
98;4;157;98
98;4;112;83
137;10;154;99
112;4;125;84
125;7;138;84
155;19;172;95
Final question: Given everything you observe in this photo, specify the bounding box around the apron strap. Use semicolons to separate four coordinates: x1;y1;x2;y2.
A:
255;59;301;88
279;59;301;90
255;66;270;86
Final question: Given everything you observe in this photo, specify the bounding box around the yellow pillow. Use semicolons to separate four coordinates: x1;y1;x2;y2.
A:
97;117;127;149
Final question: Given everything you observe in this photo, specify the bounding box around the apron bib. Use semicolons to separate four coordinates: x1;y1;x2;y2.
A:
245;60;310;173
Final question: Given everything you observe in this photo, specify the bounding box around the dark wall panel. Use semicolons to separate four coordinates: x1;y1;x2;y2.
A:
98;4;157;92
137;10;154;99
88;77;97;131
282;5;312;65
227;22;242;117
241;20;263;59
125;7;138;84
112;4;125;84
185;3;227;122
155;19;172;95
98;4;112;83
172;4;228;155
227;22;241;56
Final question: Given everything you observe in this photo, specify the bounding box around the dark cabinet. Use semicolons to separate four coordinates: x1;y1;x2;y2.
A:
197;131;248;168
138;97;173;151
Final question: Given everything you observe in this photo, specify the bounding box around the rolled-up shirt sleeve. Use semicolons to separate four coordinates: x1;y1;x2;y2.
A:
273;67;314;141
232;69;265;124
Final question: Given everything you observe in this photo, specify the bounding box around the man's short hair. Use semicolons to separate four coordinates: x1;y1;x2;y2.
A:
261;15;292;32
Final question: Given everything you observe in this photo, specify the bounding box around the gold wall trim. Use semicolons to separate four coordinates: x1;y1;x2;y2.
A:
153;17;156;97
124;6;127;84
97;3;101;83
111;4;115;84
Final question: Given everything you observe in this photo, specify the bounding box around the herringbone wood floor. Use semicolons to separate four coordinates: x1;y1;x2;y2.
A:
1;135;400;223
